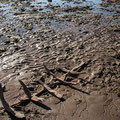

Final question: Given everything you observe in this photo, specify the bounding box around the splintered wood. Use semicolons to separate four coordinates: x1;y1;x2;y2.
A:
0;83;25;119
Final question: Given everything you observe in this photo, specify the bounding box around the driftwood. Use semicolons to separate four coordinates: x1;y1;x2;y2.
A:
19;80;31;98
56;61;85;81
19;80;44;102
58;61;91;82
10;88;45;108
39;77;63;99
32;87;45;97
43;64;79;85
56;61;85;75
71;61;85;71
0;82;45;110
56;64;79;75
0;83;25;118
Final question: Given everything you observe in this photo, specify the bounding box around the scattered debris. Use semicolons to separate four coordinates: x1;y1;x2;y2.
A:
57;61;86;81
19;80;44;103
43;64;79;85
0;0;120;119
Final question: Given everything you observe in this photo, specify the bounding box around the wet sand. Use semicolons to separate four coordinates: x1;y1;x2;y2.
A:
0;0;120;120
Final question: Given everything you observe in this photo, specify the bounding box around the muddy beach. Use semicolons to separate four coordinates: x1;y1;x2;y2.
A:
0;0;120;120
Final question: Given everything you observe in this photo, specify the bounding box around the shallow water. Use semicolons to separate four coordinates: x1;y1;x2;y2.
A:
0;0;120;19
0;0;120;43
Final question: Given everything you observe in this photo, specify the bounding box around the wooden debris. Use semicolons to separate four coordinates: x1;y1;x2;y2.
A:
19;80;31;98
71;61;85;72
39;77;63;99
32;87;45;97
56;64;80;75
0;83;25;119
11;97;30;108
30;95;44;102
0;61;89;117
56;61;86;79
10;88;45;108
19;80;44;102
57;61;88;81
43;64;79;85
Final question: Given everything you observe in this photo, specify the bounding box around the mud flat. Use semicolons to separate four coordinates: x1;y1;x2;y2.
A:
0;0;120;120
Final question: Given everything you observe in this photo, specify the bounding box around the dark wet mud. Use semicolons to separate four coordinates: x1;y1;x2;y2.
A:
0;0;120;120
